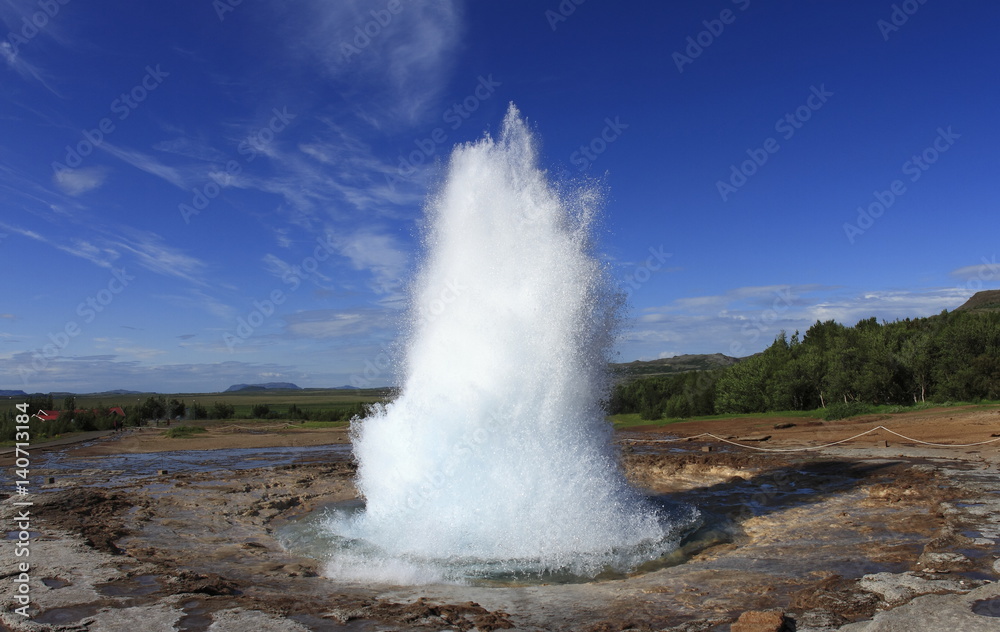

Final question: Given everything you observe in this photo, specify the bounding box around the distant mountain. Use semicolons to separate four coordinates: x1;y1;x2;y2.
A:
611;353;740;379
956;290;1000;313
225;382;301;392
331;385;360;390
0;390;28;397
90;389;145;396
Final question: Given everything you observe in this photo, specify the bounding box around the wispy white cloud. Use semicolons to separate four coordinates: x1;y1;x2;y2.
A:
53;166;109;195
0;221;120;268
624;285;977;360
100;143;188;189
951;256;1000;282
273;228;293;248
152;289;235;320
276;0;463;127
0;352;315;393
0;0;78;95
333;229;408;295
152;136;230;162
110;230;208;285
0;213;212;290
283;308;392;339
59;238;119;267
0;221;44;243
0;40;64;96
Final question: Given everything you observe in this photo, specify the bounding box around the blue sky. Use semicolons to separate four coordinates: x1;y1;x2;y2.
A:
1;0;997;394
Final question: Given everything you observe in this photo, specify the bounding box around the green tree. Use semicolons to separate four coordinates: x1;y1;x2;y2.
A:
211;402;235;419
251;403;271;419
140;396;167;422
168;398;186;419
24;394;54;415
715;352;769;414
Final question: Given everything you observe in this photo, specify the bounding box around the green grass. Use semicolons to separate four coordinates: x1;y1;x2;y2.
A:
611;408;824;429
298;420;350;429
612;400;1000;429
612;414;687;428
163;425;207;438
0;388;391;419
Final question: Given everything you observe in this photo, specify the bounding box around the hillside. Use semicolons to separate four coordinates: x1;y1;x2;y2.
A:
612;353;740;379
225;382;301;392
956;289;1000;313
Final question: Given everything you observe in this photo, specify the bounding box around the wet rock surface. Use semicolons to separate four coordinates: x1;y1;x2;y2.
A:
1;432;998;631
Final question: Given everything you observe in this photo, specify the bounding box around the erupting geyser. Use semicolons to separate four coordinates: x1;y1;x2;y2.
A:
321;104;699;584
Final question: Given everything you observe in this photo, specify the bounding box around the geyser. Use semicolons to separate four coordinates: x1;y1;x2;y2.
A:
321;104;699;584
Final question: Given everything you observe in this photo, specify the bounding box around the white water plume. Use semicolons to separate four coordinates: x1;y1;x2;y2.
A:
321;104;699;583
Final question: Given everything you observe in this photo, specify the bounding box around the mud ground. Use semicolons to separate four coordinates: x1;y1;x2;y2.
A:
2;407;999;631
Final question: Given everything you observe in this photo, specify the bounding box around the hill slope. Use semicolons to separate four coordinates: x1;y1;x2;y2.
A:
612;353;739;379
225;382;301;392
956;290;1000;313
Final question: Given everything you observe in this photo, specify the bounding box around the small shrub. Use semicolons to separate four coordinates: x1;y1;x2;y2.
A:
639;404;662;421
251;403;271;418
164;425;207;438
823;401;874;421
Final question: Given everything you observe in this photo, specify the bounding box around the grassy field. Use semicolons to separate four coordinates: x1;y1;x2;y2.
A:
1;388;393;418
0;388;385;446
611;408;824;429
610;400;1000;429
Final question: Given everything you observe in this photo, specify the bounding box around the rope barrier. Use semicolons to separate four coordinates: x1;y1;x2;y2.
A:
626;425;1000;453
213;423;297;433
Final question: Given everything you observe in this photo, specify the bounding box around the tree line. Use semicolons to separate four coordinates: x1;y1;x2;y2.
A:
1;396;370;442
609;309;1000;420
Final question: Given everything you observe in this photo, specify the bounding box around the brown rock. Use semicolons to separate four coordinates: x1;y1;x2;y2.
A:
730;610;791;632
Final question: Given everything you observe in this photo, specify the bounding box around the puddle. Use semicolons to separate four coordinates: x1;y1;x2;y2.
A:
34;603;103;625
5;530;40;540
38;443;352;480
177;598;213;632
97;574;161;597
973;597;1000;617
41;577;71;589
278;496;713;585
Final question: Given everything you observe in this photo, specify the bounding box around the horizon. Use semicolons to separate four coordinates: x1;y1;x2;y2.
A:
2;1;998;393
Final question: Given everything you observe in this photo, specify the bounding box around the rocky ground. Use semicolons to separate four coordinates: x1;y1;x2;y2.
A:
2;406;1000;631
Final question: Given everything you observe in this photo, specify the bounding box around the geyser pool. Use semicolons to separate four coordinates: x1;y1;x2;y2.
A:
311;105;700;584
